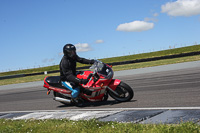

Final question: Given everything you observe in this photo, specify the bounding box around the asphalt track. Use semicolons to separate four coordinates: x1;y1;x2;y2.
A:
0;61;200;123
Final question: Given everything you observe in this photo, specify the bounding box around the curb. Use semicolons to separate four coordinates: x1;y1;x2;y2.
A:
1;108;200;124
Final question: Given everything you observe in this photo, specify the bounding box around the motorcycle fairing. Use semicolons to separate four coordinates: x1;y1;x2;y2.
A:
44;76;107;101
108;79;121;90
81;87;106;99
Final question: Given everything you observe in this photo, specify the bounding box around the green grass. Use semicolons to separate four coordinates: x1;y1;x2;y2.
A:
0;72;60;86
0;119;199;133
112;54;200;71
1;54;200;86
0;44;200;85
1;44;200;77
101;44;200;63
0;65;60;77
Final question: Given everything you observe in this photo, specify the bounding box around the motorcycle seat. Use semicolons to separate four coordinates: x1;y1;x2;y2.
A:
46;76;61;86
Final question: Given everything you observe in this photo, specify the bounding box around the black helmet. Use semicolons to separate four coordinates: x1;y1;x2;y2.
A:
63;44;77;58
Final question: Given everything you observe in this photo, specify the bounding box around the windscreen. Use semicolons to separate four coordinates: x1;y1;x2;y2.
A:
90;61;113;79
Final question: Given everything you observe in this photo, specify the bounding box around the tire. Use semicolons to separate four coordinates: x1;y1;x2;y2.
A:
108;82;134;102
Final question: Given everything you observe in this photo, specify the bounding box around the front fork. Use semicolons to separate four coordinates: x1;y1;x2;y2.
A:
107;79;121;96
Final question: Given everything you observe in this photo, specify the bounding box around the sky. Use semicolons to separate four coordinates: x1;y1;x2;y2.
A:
0;0;200;72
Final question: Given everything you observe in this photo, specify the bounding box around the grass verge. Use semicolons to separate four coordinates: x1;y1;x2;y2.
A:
0;119;200;133
0;54;200;86
1;45;200;77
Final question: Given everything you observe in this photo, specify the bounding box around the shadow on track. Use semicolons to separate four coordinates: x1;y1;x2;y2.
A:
57;100;137;108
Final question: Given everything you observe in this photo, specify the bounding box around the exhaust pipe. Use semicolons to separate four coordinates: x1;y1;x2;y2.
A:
54;97;71;103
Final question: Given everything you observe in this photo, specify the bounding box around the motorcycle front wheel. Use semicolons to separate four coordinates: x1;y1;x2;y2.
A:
108;81;134;102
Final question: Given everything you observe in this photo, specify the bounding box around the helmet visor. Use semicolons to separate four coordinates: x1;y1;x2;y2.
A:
67;50;76;58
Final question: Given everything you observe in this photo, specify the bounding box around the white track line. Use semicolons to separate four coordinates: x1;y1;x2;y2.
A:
1;107;200;114
12;111;121;120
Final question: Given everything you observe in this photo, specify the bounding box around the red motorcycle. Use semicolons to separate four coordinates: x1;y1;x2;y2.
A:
43;61;134;106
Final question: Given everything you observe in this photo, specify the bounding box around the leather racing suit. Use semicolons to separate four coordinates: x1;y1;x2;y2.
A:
59;55;94;98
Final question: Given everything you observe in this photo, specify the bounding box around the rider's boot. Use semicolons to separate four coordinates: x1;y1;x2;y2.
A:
71;88;80;98
61;81;80;98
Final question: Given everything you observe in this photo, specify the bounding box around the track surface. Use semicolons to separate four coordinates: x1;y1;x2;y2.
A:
0;62;200;112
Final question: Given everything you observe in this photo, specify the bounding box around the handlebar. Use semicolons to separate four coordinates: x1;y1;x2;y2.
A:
87;73;93;80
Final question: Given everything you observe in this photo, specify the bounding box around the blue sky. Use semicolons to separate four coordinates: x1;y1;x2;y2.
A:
0;0;200;72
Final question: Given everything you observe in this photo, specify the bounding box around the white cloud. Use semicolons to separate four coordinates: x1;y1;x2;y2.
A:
116;21;154;32
153;13;159;17
144;17;158;22
161;0;200;17
144;12;159;22
95;40;104;44
75;43;92;52
59;52;63;56
42;58;55;63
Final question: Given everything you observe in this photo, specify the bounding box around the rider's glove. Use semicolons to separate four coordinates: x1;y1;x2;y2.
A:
90;59;98;64
80;79;89;85
90;59;95;64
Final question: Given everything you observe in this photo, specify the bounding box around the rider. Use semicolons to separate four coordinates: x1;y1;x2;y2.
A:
59;44;95;99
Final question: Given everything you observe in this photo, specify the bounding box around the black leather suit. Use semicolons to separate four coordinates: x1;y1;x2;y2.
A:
59;55;94;84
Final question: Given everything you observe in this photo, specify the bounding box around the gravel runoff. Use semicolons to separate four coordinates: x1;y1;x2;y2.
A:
1;60;200;91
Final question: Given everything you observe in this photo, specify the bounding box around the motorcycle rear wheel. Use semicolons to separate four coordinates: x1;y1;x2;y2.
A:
108;81;134;102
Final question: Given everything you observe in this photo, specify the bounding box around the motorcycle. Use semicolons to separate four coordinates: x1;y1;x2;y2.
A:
43;60;134;106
